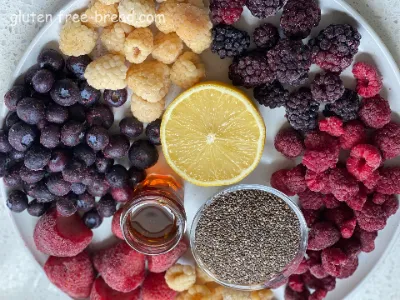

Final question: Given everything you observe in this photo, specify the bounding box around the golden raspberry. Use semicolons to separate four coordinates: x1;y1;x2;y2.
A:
99;0;120;4
251;289;274;300
155;1;179;34
84;54;128;90
124;28;154;64
131;95;165;123
127;61;171;102
171;51;205;89
187;285;212;299
101;22;134;55
165;264;196;292
152;32;184;64
82;1;119;28
176;4;212;54
196;266;214;285
218;287;252;299
118;0;155;28
59;18;98;56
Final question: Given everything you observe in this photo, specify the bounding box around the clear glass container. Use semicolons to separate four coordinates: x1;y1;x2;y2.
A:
190;184;308;291
121;174;187;255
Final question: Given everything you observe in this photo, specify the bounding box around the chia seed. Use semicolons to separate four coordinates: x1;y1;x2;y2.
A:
194;189;301;285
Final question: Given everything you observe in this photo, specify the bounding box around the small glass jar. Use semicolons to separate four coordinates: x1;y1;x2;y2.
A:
121;174;187;255
190;184;308;291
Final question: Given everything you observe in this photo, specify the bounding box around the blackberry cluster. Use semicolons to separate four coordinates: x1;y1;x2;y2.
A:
324;89;361;122
286;88;320;132
246;0;285;19
309;24;361;73
253;23;280;50
254;81;289;109
311;72;345;103
228;51;276;88
267;39;312;86
210;0;246;25
211;25;250;59
280;0;321;40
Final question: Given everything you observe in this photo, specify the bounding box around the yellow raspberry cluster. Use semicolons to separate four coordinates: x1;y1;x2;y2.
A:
152;32;184;65
171;51;206;89
101;22;133;55
118;0;155;28
82;1;119;28
124;28;154;64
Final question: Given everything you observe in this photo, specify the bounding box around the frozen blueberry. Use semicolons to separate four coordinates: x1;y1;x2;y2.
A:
20;165;45;184
46;173;72;196
0;153;7;177
66;55;92;80
128;167;146;186
31;69;55;94
76;193;95;212
73;144;96;166
4;85;28;111
24;64;41;86
4;112;21;131
40;123;61;149
82;166;97;186
62;159;86;183
61;120;85;147
86;105;114;129
45;103;69;124
106;164;129;188
111;186;133;203
87;173;110;197
24;144;51;170
71;183;86;195
119;116;143;139
95;152;114;174
50;79;80;107
79;81;101;107
97;194;116;217
8;149;25;162
0;130;13;153
68;103;86;122
8;122;37;152
103;134;130;159
38;49;65;72
6;190;28;213
129;140;159;170
47;149;69;173
29;181;56;203
83;209;103;229
27;199;50;217
56;195;77;217
145;119;162;145
16;98;46;125
86;126;110;151
104;89;128;107
4;163;23;187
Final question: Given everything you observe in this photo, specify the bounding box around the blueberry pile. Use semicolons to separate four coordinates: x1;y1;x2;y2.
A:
3;48;162;229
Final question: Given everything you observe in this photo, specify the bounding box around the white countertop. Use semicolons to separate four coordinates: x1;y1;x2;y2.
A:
0;0;399;299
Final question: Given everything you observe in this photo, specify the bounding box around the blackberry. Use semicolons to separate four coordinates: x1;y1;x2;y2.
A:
280;0;321;40
323;89;360;122
311;72;345;103
229;51;276;88
246;0;285;19
211;25;250;59
210;0;245;25
309;24;361;73
267;39;311;86
253;23;280;50
286;88;320;132
254;81;289;109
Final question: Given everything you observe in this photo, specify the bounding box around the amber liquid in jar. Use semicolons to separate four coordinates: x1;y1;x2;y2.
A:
121;175;186;255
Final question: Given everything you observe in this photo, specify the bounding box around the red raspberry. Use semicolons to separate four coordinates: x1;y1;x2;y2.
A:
372;193;391;205
302;209;321;227
321;248;348;277
346;188;368;211
374;122;400;160
319;117;345;137
147;239;188;273
352;62;382;98
274;127;305;158
305;170;327;193
355;201;387;232
329;168;359;201
210;0;245;25
302;271;336;291
142;272;177;300
354;226;378;253
309;264;328;279
307;222;341;251
111;208;124;240
34;209;93;257
286;165;307;194
359;95;391;129
382;196;399;217
299;189;325;210
288;274;305;292
293;257;309;275
337;255;359;279
376;167;400;195
323;194;341;209
340;120;367;150
93;242;146;293
90;277;140;300
362;170;381;190
346;144;382;181
340;218;357;239
304;131;337;150
336;237;362;257
284;285;310;300
271;169;295;196
309;289;328;300
324;205;357;237
44;252;95;299
307;250;321;261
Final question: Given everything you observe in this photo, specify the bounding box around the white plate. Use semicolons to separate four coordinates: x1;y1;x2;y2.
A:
2;0;400;299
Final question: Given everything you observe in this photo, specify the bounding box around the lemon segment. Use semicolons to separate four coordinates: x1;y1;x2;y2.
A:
161;82;266;187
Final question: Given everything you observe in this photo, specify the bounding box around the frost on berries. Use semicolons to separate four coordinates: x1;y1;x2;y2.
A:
171;52;206;89
124;28;154;64
165;264;196;292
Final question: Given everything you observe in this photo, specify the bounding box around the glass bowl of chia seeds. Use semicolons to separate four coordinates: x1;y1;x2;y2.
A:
190;184;308;291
